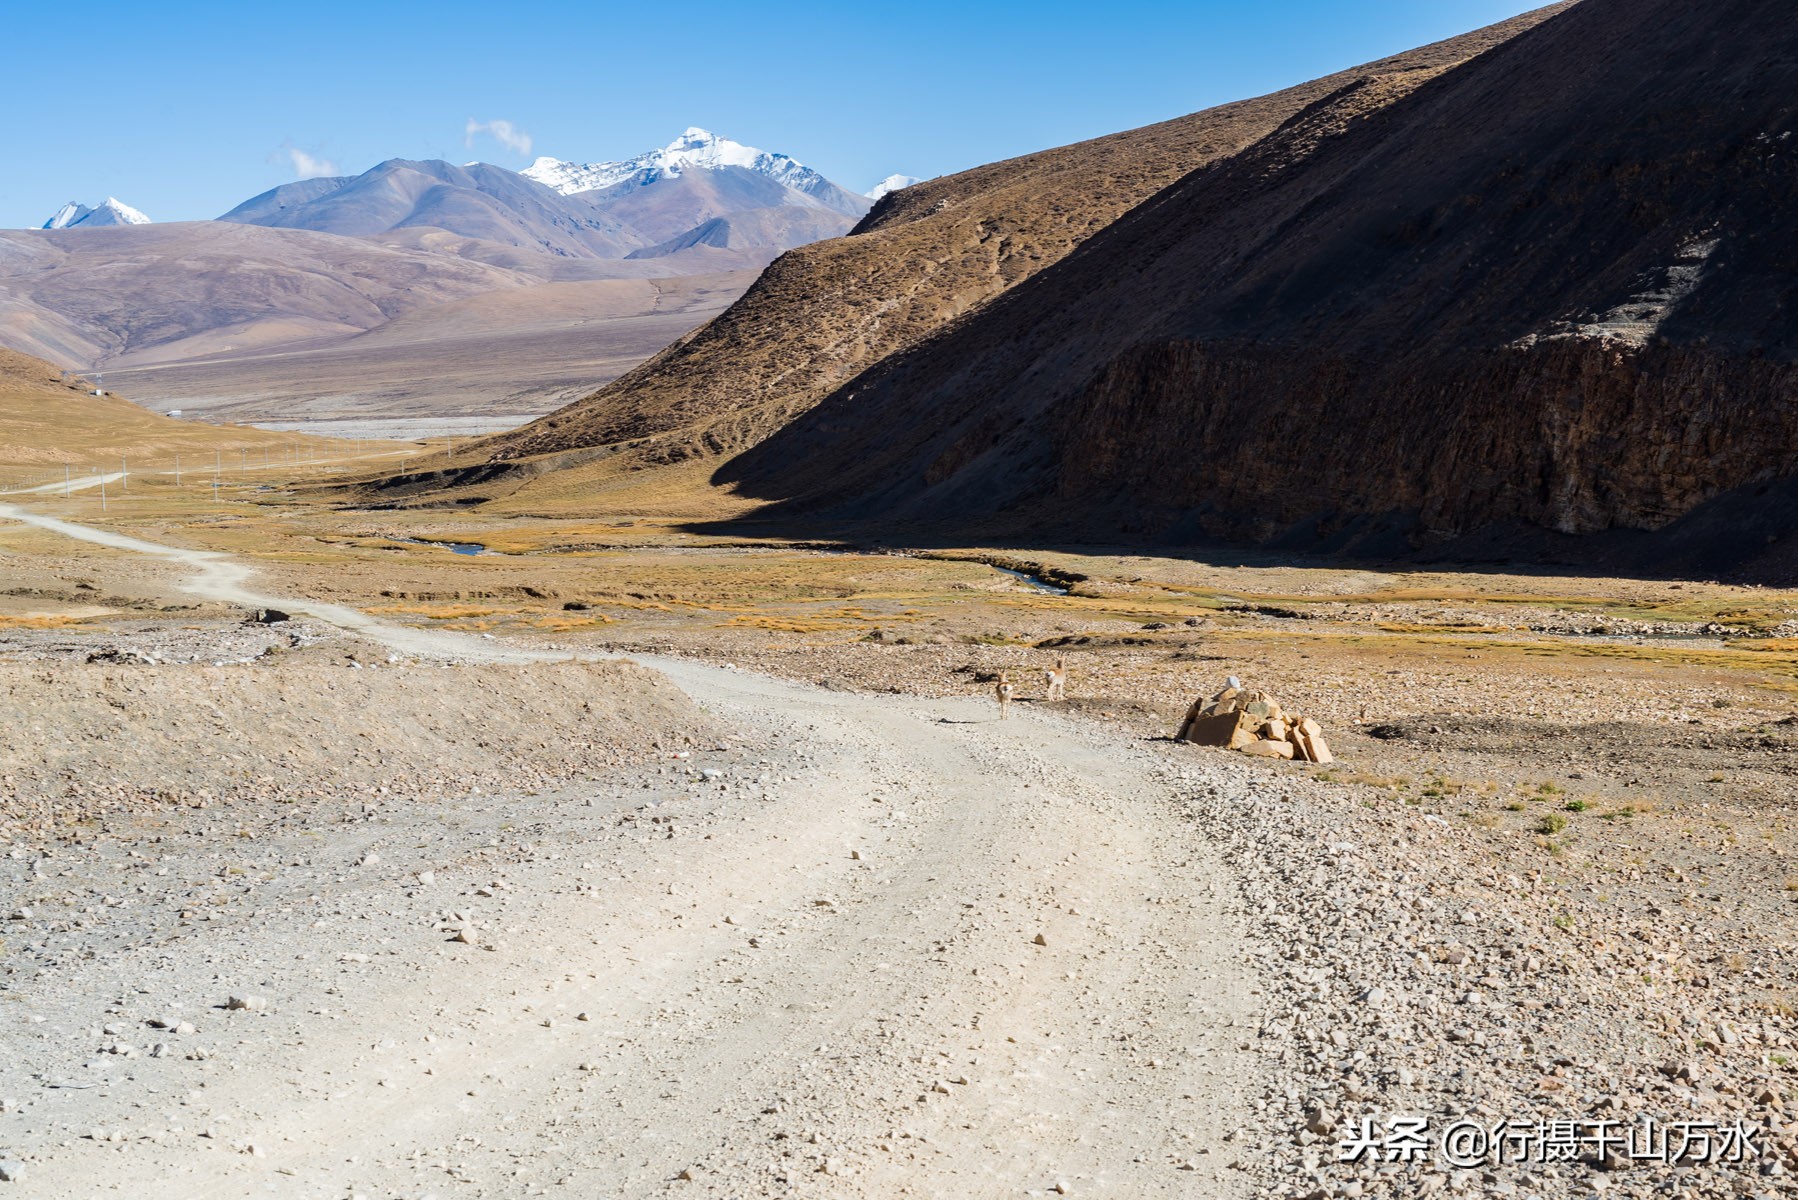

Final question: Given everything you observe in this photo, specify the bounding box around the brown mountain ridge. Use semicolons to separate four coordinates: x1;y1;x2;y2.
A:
465;5;1568;475
707;0;1798;577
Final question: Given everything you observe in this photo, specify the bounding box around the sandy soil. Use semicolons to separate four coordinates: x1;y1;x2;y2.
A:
1;655;1258;1199
0;511;1262;1199
3;508;1794;1198
0;654;700;834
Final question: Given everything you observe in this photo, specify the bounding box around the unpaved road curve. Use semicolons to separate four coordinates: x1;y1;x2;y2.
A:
0;502;558;662
0;508;1263;1198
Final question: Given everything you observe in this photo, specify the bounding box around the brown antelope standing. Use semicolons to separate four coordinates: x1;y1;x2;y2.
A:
1044;654;1068;702
995;671;1016;720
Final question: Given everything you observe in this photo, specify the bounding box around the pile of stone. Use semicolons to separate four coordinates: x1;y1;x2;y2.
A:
1176;679;1333;763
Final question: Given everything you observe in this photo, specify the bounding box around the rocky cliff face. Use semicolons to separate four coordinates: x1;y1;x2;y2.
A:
717;0;1798;575
1056;339;1798;542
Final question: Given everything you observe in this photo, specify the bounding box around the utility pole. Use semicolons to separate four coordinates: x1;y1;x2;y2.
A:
64;464;71;498
121;456;128;492
175;454;181;485
99;474;107;512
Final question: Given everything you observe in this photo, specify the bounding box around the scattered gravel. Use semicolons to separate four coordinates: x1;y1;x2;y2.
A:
1158;748;1798;1198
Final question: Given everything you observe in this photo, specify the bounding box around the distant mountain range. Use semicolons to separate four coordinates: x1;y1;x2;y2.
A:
42;198;151;229
7;129;889;432
524;127;874;216
219;128;874;258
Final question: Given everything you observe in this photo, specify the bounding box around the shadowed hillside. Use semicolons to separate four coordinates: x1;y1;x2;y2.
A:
470;6;1569;474
709;0;1798;578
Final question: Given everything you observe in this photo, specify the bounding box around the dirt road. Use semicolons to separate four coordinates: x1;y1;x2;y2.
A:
0;502;560;662
2;473;124;496
0;509;1263;1197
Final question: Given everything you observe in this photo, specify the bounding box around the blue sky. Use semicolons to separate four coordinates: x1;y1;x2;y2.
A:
2;1;1549;229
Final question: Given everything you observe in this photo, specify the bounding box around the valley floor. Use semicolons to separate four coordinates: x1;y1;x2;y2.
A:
1;499;1794;1198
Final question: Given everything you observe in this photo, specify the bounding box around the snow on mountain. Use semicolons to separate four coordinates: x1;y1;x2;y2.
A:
866;174;922;200
524;128;836;198
42;202;87;230
42;197;151;229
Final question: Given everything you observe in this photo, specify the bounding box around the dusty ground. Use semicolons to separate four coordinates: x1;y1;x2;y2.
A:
3;668;1265;1199
0;529;1259;1198
2;493;1796;1197
0;653;698;834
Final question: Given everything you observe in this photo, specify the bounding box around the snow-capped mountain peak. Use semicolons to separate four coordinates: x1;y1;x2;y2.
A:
657;126;783;175
43;202;88;230
523;128;834;199
43;197;151;229
867;174;922;201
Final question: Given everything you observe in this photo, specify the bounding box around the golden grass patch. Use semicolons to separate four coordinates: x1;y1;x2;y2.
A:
527;615;614;631
722;615;858;634
0;614;94;629
1735;639;1798;654
365;603;506;620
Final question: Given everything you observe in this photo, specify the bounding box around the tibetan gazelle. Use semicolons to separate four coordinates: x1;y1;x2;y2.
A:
995;671;1016;720
1044;654;1068;702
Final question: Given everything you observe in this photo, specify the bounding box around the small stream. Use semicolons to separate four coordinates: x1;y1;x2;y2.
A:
991;564;1069;595
388;536;488;556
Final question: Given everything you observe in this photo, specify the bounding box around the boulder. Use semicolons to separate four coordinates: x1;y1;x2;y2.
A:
1175;701;1205;741
1179;709;1259;750
1293;717;1335;764
1178;679;1333;763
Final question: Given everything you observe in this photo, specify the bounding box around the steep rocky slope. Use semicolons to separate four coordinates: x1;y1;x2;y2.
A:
714;0;1798;576
474;6;1568;469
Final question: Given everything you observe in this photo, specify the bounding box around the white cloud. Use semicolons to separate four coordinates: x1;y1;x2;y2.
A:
282;144;341;179
464;118;533;156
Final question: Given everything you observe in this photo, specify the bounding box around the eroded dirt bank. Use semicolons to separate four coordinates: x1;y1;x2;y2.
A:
0;654;702;835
